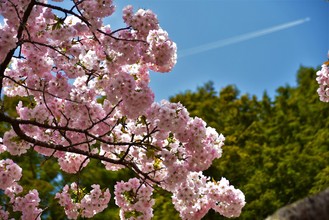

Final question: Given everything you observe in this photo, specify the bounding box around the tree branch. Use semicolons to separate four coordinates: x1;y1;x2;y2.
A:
0;111;161;184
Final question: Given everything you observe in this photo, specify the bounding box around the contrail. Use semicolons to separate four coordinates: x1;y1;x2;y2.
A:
179;17;310;58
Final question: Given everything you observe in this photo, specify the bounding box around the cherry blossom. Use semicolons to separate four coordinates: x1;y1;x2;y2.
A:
55;183;111;219
0;0;245;219
0;207;9;220
115;178;155;220
0;159;22;190
316;64;329;102
13;190;43;220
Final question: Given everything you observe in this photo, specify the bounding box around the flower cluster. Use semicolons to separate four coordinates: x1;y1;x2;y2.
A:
208;178;246;218
146;29;177;72
2;130;33;156
0;160;42;220
0;159;22;190
123;6;159;38
0;23;17;63
55;183;111;219
77;0;115;22
0;207;9;220
0;0;30;21
316;64;329;102
171;173;245;219
0;138;6;153
4;182;23;203
13;190;43;220
115;178;155;220
58;152;90;174
146;100;190;138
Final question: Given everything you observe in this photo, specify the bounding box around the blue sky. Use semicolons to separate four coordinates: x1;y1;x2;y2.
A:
111;0;329;101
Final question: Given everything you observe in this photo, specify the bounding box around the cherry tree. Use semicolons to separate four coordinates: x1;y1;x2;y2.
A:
0;0;245;219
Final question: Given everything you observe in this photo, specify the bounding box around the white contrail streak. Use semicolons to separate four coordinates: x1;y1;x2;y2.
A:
179;17;310;58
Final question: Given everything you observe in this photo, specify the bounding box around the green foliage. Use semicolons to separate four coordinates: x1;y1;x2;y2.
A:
152;187;180;220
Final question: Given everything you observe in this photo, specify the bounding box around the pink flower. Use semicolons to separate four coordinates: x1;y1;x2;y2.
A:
316;64;329;102
56;183;111;219
0;0;245;219
0;159;22;190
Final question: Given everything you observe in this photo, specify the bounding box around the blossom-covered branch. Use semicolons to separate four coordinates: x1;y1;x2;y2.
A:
0;0;245;219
